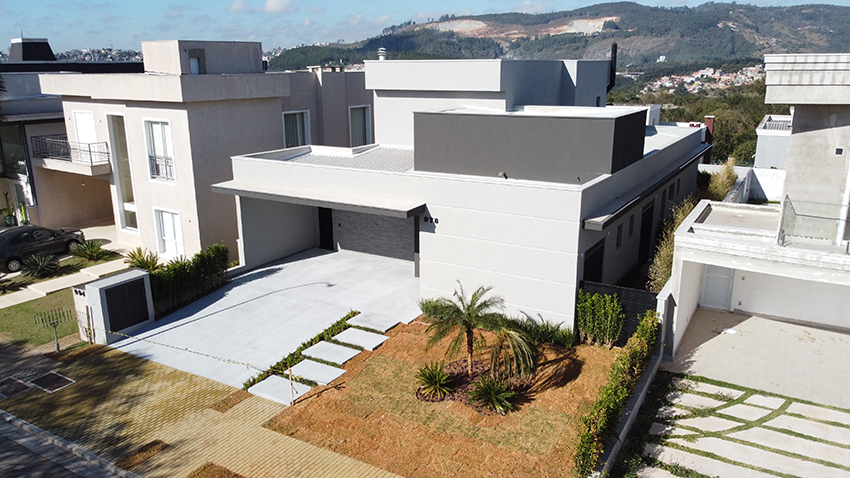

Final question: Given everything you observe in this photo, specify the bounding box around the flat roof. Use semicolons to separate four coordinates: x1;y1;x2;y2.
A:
434;105;646;119
236;145;415;173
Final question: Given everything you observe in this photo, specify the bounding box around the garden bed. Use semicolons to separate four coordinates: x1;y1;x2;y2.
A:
266;321;617;477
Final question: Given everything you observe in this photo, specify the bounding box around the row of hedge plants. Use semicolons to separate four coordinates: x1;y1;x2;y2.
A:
242;309;360;390
575;289;625;348
125;243;229;318
572;310;659;477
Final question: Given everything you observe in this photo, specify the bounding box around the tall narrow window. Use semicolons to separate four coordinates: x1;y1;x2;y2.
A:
616;224;623;249
283;111;310;148
155;209;183;257
109;115;137;230
146;121;174;180
628;214;635;238
349;106;371;147
0;124;27;177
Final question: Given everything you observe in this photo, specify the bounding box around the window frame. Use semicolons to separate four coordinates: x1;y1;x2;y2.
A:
348;105;372;147
153;208;184;258
144;119;176;182
282;110;311;148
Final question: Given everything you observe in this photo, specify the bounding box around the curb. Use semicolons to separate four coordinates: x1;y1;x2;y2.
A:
0;408;142;478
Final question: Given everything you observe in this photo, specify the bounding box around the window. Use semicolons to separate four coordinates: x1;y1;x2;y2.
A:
155;209;183;257
349;106;371;147
0;124;27;177
669;183;675;200
146;121;174;180
662;190;667;207
628;214;635;238
32;229;51;241
616;224;623;249
676;178;681;196
283;111;310;148
189;57;200;75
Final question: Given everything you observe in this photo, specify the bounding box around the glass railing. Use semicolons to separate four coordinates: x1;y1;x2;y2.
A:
778;196;850;254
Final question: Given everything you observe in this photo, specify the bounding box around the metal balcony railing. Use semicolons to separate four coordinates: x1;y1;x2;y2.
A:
778;196;850;254
31;135;110;165
149;154;175;180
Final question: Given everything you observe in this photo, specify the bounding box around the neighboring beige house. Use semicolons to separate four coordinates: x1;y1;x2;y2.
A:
662;53;850;356
38;40;372;259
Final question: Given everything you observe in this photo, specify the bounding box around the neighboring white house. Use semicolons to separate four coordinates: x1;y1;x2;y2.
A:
37;40;373;260
214;59;712;328
664;53;850;356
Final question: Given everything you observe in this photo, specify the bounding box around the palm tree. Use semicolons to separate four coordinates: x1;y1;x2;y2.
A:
418;283;504;377
489;315;537;379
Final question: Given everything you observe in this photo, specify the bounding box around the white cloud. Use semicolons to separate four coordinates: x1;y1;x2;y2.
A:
264;0;295;13
344;13;363;26
100;13;118;22
370;14;390;26
226;0;252;13
511;1;552;14
302;18;312;26
311;6;323;13
167;8;183;18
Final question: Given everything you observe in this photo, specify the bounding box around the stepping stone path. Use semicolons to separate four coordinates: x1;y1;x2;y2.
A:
648;377;850;478
249;318;390;405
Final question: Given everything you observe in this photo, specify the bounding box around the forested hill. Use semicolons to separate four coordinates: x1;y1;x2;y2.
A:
269;2;850;70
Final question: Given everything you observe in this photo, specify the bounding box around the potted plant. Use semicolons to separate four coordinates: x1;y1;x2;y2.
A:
3;192;16;227
18;201;30;225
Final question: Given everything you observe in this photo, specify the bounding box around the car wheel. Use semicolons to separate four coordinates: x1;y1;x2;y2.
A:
66;240;82;253
6;258;22;273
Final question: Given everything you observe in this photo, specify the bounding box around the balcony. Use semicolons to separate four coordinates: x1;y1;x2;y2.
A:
30;135;111;176
779;197;850;255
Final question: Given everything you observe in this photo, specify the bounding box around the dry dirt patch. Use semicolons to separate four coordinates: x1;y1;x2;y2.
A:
266;322;616;477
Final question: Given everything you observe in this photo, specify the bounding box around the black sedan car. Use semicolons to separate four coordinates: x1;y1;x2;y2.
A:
0;225;85;272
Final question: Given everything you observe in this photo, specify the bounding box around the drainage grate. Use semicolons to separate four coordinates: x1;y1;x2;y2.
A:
30;372;75;393
0;377;31;399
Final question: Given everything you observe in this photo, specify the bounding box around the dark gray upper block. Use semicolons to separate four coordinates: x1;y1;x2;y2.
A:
413;108;646;184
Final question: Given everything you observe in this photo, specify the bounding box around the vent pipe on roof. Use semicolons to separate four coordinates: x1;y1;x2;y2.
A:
607;43;617;93
377;48;387;61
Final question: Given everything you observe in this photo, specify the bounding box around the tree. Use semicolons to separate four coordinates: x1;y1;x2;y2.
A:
418;283;504;377
488;315;536;379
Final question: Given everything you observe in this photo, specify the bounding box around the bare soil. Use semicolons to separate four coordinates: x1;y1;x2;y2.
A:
265;321;617;477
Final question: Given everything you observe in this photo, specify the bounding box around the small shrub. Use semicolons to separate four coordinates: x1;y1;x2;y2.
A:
69;239;109;261
22;253;59;278
647;195;698;292
416;362;453;400
515;314;574;348
468;373;516;415
708;159;738;201
125;247;161;272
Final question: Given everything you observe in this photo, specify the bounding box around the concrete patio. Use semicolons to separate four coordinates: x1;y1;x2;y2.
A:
663;308;850;409
112;249;421;388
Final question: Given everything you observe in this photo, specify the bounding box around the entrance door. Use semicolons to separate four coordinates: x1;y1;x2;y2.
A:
583;239;605;283
700;265;734;311
155;210;183;257
318;207;334;250
638;203;655;264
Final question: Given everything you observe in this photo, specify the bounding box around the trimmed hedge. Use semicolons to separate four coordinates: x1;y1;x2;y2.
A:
576;290;625;348
572;310;659;477
243;309;360;390
149;243;229;318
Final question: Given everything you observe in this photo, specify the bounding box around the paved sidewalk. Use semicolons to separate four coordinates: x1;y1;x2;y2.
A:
646;376;850;478
0;259;128;308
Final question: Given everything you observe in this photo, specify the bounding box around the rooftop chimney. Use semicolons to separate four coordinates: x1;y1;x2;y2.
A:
377;48;387;61
10;38;56;61
607;43;617;93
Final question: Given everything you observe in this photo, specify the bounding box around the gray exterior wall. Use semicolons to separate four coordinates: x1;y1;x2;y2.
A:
564;60;611;107
333;209;414;260
754;133;790;169
413;110;646;183
237;196;316;269
142;40;263;75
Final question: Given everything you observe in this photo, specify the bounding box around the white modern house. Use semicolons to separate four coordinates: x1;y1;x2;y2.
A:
663;53;850;356
214;59;712;327
37;40;372;259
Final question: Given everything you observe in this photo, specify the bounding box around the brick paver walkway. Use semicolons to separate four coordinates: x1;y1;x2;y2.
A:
1;347;400;478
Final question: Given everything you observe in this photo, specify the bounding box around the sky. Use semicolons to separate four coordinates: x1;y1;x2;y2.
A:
3;0;850;53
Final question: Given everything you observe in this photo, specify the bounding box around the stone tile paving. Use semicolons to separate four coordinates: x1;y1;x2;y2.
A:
1;346;400;478
646;375;850;478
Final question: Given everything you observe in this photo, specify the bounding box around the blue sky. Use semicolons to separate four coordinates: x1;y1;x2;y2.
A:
3;0;850;52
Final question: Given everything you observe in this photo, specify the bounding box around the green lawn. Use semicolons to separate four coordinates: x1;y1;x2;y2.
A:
3;251;123;292
0;288;78;346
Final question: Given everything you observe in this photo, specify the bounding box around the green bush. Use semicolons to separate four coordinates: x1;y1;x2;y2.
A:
124;247;161;273
647;195;698;292
22;254;59;278
243;310;360;390
416;362;453;400
468;373;516;415
575;290;625;348
515;314;574;348
69;240;109;261
708;159;738;201
148;243;229;318
572;310;659;477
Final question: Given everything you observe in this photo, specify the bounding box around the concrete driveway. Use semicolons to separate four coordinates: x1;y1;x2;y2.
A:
113;249;421;388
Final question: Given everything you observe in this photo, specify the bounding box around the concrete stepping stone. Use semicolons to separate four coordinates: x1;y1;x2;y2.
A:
348;313;400;333
764;415;850;446
787;402;850;426
290;360;345;386
745;395;786;409
644;443;773;478
729;427;850;468
718;403;773;422
334;328;388;351
676;416;742;432
669;437;850;478
674;379;745;399
666;391;726;409
302;341;361;365
656;406;689;419
649;423;694;437
636;467;679;478
248;375;311;405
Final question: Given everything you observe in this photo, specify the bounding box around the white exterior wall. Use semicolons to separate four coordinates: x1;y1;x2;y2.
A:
670;259;704;354
230;158;583;326
236;196;316;267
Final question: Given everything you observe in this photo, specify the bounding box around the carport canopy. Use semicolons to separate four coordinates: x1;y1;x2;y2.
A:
212;179;426;219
